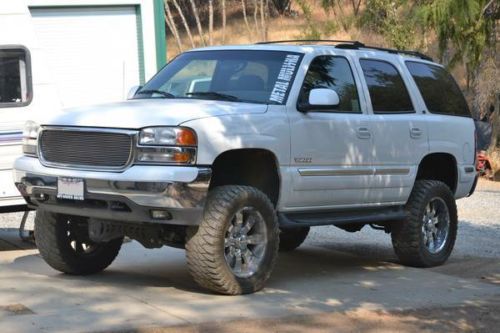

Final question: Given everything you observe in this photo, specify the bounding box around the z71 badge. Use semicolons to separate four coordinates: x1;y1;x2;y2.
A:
294;157;312;163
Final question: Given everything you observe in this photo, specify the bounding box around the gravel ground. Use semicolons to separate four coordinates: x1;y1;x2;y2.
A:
1;180;499;260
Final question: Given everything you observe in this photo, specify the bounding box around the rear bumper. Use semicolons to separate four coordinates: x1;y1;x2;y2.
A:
13;156;211;225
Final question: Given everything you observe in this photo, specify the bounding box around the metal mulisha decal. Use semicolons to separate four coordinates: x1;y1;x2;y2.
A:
269;54;300;104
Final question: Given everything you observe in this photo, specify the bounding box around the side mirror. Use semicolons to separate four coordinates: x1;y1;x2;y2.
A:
299;88;340;112
127;85;142;100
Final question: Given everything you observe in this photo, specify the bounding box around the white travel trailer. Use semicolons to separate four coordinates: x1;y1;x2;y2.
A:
0;0;166;211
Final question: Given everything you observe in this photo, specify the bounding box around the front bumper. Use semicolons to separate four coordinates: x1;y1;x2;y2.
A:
13;156;211;225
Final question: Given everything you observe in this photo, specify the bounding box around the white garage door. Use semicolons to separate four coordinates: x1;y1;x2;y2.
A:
30;6;142;108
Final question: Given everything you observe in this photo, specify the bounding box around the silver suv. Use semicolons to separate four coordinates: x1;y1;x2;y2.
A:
14;40;477;295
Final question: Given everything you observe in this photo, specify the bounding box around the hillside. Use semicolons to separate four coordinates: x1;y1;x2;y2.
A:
165;1;468;86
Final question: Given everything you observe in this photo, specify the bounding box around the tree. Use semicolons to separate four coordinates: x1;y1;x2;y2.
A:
418;0;497;117
419;0;495;79
241;0;254;40
164;0;183;52
171;0;195;48
260;0;266;40
189;0;206;46
208;0;214;45
253;0;261;39
221;0;227;43
321;0;350;32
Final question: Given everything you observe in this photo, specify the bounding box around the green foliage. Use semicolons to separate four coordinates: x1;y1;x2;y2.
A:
358;0;417;49
296;0;322;39
324;21;340;35
417;0;495;71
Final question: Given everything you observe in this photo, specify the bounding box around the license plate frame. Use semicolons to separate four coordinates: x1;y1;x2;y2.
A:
57;177;85;201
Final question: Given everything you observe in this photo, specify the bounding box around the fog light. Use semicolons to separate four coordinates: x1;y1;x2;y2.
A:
150;209;172;220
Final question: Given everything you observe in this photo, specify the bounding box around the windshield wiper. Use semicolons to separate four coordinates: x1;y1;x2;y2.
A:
185;91;241;102
135;89;175;99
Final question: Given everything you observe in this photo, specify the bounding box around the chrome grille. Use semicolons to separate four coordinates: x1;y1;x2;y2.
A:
40;129;133;169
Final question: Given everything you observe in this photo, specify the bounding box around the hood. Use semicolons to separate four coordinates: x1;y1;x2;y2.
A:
42;99;268;129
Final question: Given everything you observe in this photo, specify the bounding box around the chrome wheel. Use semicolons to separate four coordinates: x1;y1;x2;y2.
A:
65;217;99;256
421;197;450;254
224;207;268;278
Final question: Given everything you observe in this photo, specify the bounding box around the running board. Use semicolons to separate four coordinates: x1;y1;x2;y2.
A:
278;206;407;228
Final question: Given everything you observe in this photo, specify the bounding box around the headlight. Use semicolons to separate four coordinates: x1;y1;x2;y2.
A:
136;127;197;164
22;121;39;156
139;127;196;146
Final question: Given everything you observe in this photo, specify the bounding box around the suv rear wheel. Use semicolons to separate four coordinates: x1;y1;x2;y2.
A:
186;185;279;295
391;180;457;267
35;210;123;275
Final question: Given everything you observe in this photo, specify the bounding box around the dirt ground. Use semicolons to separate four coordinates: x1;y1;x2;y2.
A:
117;180;500;333
1;179;499;333
113;297;500;333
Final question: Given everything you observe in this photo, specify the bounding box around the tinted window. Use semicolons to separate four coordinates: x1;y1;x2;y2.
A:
137;50;303;105
406;61;470;117
299;56;360;112
360;59;414;113
0;48;31;107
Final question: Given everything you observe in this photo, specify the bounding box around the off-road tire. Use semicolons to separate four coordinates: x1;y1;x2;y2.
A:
279;227;310;252
391;180;457;267
185;185;279;295
34;210;123;275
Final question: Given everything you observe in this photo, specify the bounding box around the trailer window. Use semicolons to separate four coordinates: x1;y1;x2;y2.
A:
0;47;32;108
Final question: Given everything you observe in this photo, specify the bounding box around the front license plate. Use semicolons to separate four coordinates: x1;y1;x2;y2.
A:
57;177;84;200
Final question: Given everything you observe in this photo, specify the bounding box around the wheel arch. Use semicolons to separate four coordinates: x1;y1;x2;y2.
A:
209;148;281;207
415;152;458;193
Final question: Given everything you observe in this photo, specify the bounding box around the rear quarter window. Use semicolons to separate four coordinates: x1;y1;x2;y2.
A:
406;61;471;117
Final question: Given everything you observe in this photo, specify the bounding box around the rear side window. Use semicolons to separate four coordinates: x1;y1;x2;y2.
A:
298;56;360;112
0;47;32;108
406;61;471;117
360;59;414;113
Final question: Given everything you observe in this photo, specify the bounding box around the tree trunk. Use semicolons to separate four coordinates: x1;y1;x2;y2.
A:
259;0;265;41
189;0;206;46
351;0;361;16
241;0;253;41
253;0;260;38
164;0;183;52
171;0;195;48
334;0;349;31
264;0;269;41
221;0;226;43
208;0;214;45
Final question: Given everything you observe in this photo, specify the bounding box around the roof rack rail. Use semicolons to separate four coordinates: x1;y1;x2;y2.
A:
334;43;433;61
255;39;433;62
256;39;366;47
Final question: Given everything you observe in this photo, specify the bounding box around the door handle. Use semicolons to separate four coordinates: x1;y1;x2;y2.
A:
356;127;371;139
410;127;422;139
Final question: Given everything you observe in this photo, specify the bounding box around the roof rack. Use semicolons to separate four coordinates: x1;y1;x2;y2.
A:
256;39;366;47
255;39;433;62
336;43;433;61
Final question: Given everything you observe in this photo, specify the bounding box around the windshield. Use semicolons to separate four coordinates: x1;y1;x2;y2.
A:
134;50;303;105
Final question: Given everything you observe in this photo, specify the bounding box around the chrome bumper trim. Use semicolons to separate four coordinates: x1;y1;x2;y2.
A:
13;157;211;225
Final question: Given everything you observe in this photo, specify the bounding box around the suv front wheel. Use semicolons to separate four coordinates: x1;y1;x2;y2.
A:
391;180;457;267
186;185;279;295
35;210;123;275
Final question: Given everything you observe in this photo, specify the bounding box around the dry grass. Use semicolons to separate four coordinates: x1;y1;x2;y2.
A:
166;0;382;59
164;0;468;89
